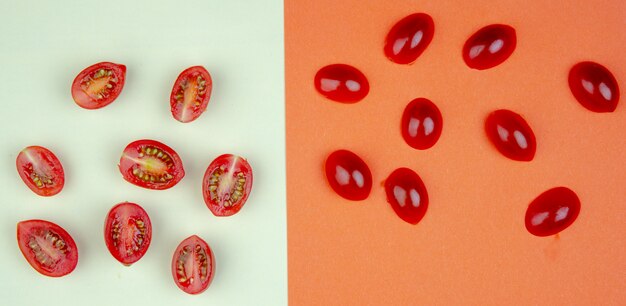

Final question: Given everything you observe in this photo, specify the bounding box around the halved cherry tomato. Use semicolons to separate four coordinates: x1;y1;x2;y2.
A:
384;168;429;225
324;150;372;201
202;154;253;216
118;140;185;190
104;202;152;266
71;62;126;109
17;220;78;277
16;146;65;196
170;66;213;123
172;235;215;294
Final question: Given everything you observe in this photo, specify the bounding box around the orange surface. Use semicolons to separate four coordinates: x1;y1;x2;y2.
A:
285;1;626;305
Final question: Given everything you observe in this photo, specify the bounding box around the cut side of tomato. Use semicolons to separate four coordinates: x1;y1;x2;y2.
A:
104;202;152;266
16;146;65;196
118;140;185;190
170;66;213;123
202;154;253;216
172;235;215;295
17;220;78;277
71;62;126;109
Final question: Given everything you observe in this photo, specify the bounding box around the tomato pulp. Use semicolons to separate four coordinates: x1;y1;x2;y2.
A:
71;62;126;109
16;146;65;196
17;220;78;277
202;154;254;216
104;202;152;265
119;140;185;190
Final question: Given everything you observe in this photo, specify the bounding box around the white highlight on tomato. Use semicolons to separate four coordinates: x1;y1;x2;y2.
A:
488;39;504;53
321;78;340;92
531;211;550;226
513;130;528;149
352;170;364;188
410;31;423;48
393;186;407;207
335;166;350;186
554;206;570;222
599;82;612;101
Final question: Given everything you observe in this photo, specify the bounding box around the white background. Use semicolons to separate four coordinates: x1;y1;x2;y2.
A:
0;1;286;305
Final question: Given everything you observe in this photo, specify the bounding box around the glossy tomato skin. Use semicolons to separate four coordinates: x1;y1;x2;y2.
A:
71;62;126;109
314;64;369;103
463;24;516;70
104;202;152;265
485;109;536;162
172;235;215;294
119;140;185;190
17;220;78;277
170;66;213;123
324;150;372;201
568;61;620;113
525;187;581;237
401;98;443;150
16;146;65;196
202;154;253;216
384;13;435;64
384;168;429;225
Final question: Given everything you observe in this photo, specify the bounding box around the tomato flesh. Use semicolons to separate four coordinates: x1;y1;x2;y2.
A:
71;62;126;109
485;109;536;162
104;202;152;265
118;140;185;190
16;146;65;196
172;235;215;294
384;168;429;224
324;150;372;201
202;154;253;216
17;220;78;277
525;187;581;237
171;66;213;123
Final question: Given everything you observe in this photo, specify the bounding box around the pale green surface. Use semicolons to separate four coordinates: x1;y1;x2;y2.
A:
0;0;286;305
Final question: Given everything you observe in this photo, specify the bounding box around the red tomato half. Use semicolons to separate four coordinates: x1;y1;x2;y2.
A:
202;154;253;216
104;202;152;266
170;66;213;123
16;146;65;196
71;62;126;109
17;220;78;277
118;140;185;190
172;235;215;295
384;168;429;225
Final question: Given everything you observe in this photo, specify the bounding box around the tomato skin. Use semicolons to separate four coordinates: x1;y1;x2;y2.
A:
118;139;185;190
384;13;435;65
16;146;65;196
170;66;213;123
525;187;581;237
172;235;215;294
202;154;254;216
104;202;152;266
17;220;78;277
324;150;372;201
384;168;429;225
485;109;536;162
71;62;126;109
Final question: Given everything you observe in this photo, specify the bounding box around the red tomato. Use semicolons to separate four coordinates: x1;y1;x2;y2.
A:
71;62;126;109
118;140;185;190
202;154;253;216
568;61;620;113
384;13;435;65
16;146;65;196
485;109;536;162
525;187;581;237
314;64;370;103
401;98;443;150
172;235;215;294
324;150;372;201
462;24;516;70
170;66;213;123
17;220;78;277
104;202;152;266
384;168;429;225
